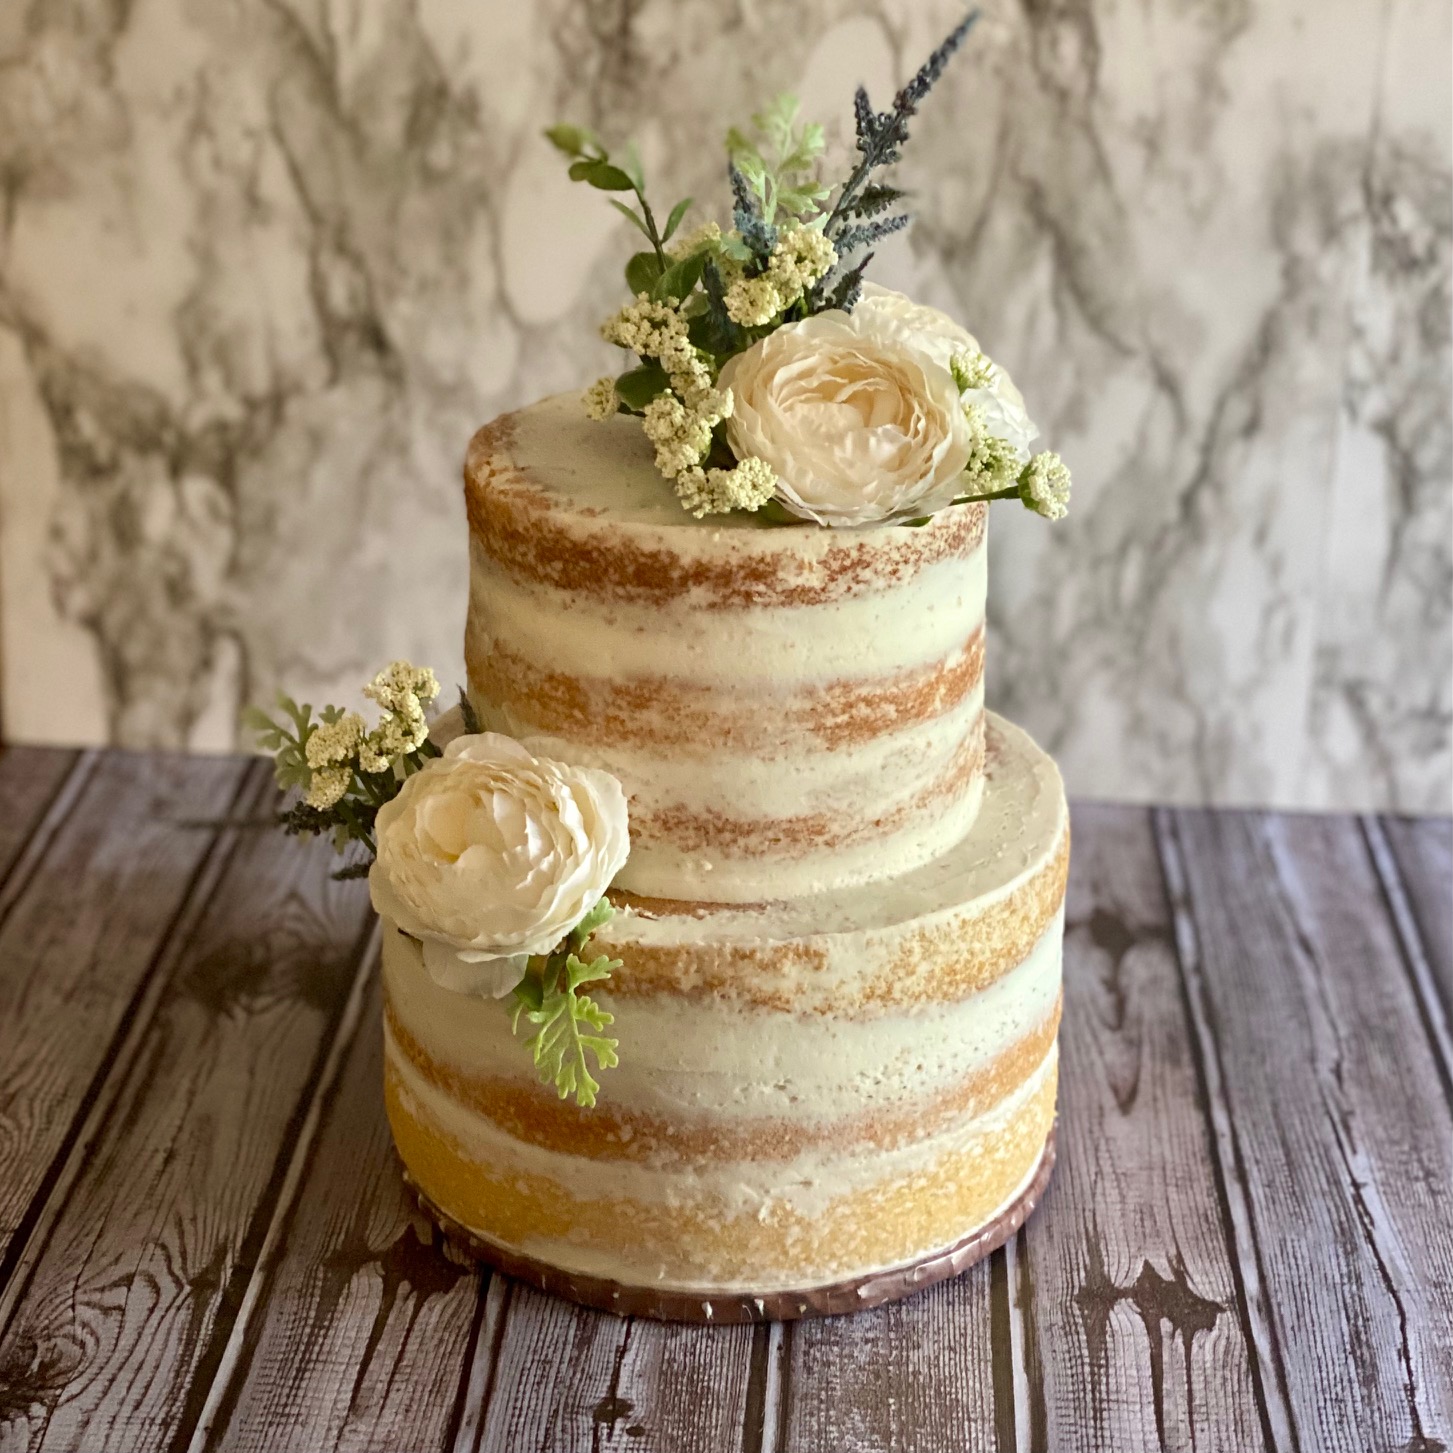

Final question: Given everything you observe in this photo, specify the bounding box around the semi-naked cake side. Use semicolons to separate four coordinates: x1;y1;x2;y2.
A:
463;394;990;905
376;400;1069;1311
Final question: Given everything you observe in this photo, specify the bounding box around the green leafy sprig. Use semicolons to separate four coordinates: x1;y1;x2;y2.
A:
547;122;737;405
510;898;621;1108
543;9;1072;533
545;123;692;276
244;695;441;877
726;93;830;230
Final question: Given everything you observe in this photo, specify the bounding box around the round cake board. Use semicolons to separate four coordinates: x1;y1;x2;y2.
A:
402;1123;1057;1324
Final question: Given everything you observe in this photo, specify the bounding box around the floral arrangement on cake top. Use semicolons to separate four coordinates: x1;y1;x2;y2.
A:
552;9;1071;527
248;665;629;1108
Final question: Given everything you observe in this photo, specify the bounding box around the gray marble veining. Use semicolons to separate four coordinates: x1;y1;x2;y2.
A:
0;0;1447;811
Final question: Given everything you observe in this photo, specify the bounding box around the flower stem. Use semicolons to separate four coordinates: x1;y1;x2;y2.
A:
635;187;667;268
951;485;1021;505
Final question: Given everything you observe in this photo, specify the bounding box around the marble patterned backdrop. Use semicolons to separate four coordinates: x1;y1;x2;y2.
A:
0;0;1448;811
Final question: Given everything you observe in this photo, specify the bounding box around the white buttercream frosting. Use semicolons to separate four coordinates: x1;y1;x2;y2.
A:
464;393;991;903
384;905;1061;1120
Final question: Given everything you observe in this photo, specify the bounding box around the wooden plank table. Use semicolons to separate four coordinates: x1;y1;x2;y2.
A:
0;745;1448;1452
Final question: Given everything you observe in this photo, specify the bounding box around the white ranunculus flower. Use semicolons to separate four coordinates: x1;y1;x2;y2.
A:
856;283;1039;464
853;282;981;370
719;302;974;526
369;733;629;998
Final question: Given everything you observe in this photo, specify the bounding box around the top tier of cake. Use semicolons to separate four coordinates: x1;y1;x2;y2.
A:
463;393;988;904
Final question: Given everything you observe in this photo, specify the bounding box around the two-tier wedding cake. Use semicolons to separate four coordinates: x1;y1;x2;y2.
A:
252;12;1071;1321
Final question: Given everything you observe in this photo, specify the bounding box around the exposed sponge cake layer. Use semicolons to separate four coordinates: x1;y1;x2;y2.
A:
383;711;1067;1294
386;1040;1056;1293
464;394;990;903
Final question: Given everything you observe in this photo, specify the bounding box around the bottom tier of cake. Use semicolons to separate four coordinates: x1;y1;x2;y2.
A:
381;713;1069;1319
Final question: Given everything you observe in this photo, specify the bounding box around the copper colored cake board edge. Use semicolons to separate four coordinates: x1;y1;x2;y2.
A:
402;1122;1057;1324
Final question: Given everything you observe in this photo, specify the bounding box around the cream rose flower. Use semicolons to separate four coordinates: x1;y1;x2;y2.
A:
856;283;1039;464
369;733;629;998
719;303;974;526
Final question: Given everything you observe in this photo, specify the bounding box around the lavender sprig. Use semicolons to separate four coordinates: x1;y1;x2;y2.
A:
822;251;876;312
730;161;779;265
825;8;979;238
811;9;979;311
832;212;911;258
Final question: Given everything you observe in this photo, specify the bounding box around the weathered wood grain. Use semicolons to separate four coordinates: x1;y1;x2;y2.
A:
778;1260;1001;1453
0;747;79;893
1017;804;1269;1453
2;758;1449;1453
1159;808;1453;1453
468;1285;757;1453
194;967;486;1453
0;773;375;1452
0;751;249;1280
1371;813;1453;1028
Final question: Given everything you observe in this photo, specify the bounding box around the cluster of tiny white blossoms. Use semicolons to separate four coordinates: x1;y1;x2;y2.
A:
588;292;767;516
304;715;365;809
665;220;722;261
724;225;837;327
1020;452;1072;520
675;454;777;518
959;402;1022;496
642;393;715;478
581;377;618;422
303;661;440;809
950;349;996;393
947;346;1073;515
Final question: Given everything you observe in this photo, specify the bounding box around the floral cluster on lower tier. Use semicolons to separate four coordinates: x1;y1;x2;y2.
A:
550;8;1073;530
250;664;629;1108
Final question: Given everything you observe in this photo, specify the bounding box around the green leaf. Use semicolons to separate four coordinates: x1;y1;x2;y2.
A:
726;93;828;226
724;125;754;159
608;199;654;241
757;498;807;526
779;179;832;216
754;93;800;153
612;363;670;411
625;250;662;296
694;257;746;357
280;694;314;738
509;968;545;1027
619;140;645;192
544;123;598;158
650;250;706;304
241;705;284;750
661;196;693;243
510;952;621;1108
568;158;635;191
732;150;768;197
569;896;615;950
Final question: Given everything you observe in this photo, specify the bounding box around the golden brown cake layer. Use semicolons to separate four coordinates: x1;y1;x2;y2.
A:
387;1046;1057;1291
464;393;990;902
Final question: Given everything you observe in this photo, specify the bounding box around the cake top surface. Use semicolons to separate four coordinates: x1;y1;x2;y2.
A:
468;392;981;549
475;394;775;532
